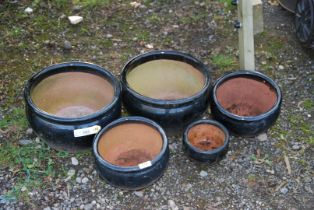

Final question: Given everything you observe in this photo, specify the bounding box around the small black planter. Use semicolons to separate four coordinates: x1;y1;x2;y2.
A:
24;62;121;152
121;50;211;134
183;119;229;162
210;70;282;137
93;116;169;190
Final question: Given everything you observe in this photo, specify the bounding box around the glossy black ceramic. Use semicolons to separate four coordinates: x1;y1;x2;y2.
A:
121;50;211;134
24;62;121;152
93;116;169;190
183;119;229;162
210;70;282;137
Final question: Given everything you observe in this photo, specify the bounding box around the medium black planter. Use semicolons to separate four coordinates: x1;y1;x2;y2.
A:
183;119;229;162
24;62;121;152
93;116;169;190
121;50;211;134
210;70;282;137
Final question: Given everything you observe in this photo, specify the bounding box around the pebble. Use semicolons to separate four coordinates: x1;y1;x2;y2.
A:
71;157;79;166
65;169;76;181
292;144;301;151
26;128;33;135
43;207;51;210
20;186;27;192
106;34;113;38
134;191;144;197
200;170;208;177
19;139;33;146
278;65;284;70
84;203;93;210
76;177;82;183
81;177;89;184
63;40;72;50
280;187;288;195
145;43;154;49
168;200;179;210
35;137;41;143
68;16;83;25
257;133;268;141
24;7;33;14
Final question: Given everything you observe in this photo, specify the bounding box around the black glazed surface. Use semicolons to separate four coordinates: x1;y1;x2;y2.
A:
121;50;211;134
93;116;169;190
24;61;122;152
210;70;282;137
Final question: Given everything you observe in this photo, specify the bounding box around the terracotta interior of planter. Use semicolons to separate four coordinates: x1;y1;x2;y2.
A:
216;77;277;117
31;71;114;118
188;124;225;151
126;59;205;100
98;123;163;167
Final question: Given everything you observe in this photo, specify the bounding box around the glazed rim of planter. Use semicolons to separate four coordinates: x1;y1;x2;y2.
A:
121;50;211;106
93;116;168;172
184;119;229;154
24;61;121;122
212;70;282;121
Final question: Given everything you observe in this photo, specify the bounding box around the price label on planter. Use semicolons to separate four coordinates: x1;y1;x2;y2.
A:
74;125;101;137
138;161;152;169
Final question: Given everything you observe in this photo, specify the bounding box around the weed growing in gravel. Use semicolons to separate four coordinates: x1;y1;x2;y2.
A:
303;99;313;110
211;54;235;69
0;107;27;130
74;0;110;8
0;140;74;203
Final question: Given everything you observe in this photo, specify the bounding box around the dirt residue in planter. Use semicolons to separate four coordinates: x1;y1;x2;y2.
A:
31;72;114;118
188;124;225;150
98;123;163;167
216;77;277;116
126;59;205;100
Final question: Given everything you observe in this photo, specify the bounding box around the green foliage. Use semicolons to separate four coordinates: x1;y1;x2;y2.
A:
74;0;110;8
0;107;27;130
0;142;70;201
211;54;235;69
303;99;313;110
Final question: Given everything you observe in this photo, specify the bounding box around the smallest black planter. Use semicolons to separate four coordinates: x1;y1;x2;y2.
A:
93;117;169;190
183;120;230;162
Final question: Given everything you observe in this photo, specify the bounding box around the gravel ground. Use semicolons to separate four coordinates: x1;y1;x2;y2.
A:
0;1;313;209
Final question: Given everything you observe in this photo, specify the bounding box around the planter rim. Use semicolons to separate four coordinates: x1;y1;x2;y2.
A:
93;116;168;172
212;70;282;122
24;61;121;123
183;119;230;155
121;50;211;106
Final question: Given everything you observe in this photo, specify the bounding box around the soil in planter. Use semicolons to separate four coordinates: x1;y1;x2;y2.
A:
188;124;225;150
216;77;277;116
31;72;114;118
126;59;205;100
98;123;163;167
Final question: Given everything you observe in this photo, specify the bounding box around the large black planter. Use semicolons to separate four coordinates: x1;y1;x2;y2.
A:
93;116;169;190
183;119;229;162
121;51;211;134
210;70;282;137
24;62;121;152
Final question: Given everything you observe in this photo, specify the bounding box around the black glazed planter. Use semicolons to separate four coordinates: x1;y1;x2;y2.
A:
210;70;282;137
183;119;229;162
24;62;121;152
93;116;169;190
121;50;211;134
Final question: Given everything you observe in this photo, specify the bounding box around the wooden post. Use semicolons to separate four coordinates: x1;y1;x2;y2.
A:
238;0;255;70
253;0;264;35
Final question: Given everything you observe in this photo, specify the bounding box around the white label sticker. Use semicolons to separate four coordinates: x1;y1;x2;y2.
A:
74;125;101;137
138;161;152;169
